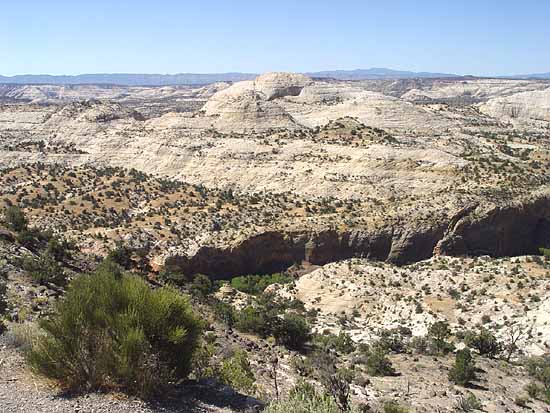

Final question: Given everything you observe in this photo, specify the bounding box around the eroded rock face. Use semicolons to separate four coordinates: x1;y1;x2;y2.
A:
161;224;447;278
479;87;550;122
437;194;550;257
254;72;312;100
202;81;298;130
161;194;550;278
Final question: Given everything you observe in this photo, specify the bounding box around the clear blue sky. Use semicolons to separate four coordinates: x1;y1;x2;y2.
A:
2;0;549;76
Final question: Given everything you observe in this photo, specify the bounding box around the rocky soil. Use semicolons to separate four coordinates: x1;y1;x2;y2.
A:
0;336;259;413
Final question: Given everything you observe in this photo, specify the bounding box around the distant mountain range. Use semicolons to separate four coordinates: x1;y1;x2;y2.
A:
0;73;258;86
306;68;460;80
1;68;549;85
498;72;550;80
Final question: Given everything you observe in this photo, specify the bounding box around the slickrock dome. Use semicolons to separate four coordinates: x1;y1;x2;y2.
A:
253;72;312;100
201;73;312;131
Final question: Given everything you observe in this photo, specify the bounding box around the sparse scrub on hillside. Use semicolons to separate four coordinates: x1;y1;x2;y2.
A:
264;380;342;413
298;350;358;412
314;331;355;354
218;349;256;394
20;252;66;286
524;355;550;403
360;342;396;377
272;313;311;350
455;392;482;412
428;321;454;355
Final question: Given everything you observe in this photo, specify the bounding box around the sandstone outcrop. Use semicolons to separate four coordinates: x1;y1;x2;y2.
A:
479;87;550;122
436;193;550;257
253;72;312;100
201;72;312;131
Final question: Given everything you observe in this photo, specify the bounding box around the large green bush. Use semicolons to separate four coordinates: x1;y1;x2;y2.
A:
26;260;203;398
314;331;355;354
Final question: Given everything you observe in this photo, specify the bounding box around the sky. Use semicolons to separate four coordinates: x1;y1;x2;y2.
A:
2;0;549;76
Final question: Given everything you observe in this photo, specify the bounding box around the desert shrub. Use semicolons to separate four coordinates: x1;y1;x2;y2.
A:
449;349;476;386
291;355;314;377
463;328;502;358
264;380;340;413
158;268;188;284
20;252;66;286
378;328;408;353
514;395;528;407
526;355;550;390
16;228;52;251
311;351;352;412
234;294;311;350
189;274;213;297
455;392;482;411
428;321;454;354
362;343;396;377
235;305;270;336
45;236;72;261
4;205;27;232
4;322;41;351
525;381;542;398
230;272;293;295
191;333;217;379
210;297;236;327
525;355;550;403
106;243;135;269
273;313;310;350
408;335;430;355
0;286;6;334
219;349;256;394
0;263;8;317
383;400;409;413
314;331;355;354
26;261;203;398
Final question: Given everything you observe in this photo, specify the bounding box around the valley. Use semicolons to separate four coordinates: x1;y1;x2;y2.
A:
1;72;550;412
